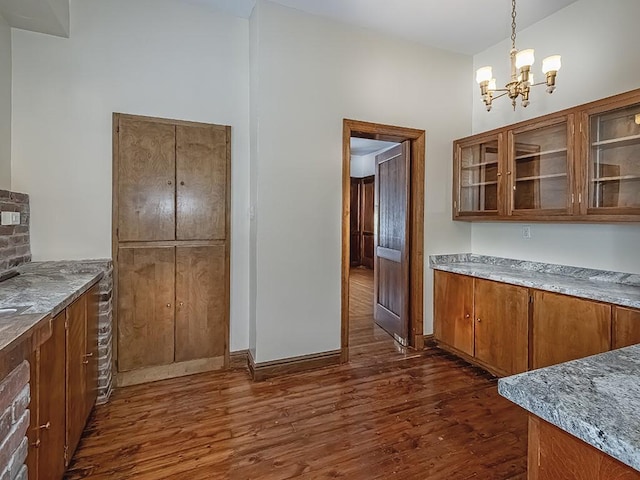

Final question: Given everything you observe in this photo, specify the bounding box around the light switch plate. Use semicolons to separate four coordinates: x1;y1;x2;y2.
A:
1;212;20;226
522;225;531;239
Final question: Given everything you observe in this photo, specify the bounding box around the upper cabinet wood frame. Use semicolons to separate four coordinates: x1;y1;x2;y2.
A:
453;87;640;222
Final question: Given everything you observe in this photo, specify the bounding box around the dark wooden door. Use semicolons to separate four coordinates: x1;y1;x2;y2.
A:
66;295;87;459
374;142;410;345
38;311;67;479
474;278;529;375
350;178;361;266
176;125;228;240
434;271;474;356
118;118;176;242
175;246;227;362
361;176;375;269
532;291;611;369
117;247;176;372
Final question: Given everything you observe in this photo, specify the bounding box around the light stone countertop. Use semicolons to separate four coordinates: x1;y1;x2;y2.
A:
498;345;640;472
0;261;106;359
429;254;640;309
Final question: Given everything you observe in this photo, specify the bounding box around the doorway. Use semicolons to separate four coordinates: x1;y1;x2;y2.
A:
341;119;426;363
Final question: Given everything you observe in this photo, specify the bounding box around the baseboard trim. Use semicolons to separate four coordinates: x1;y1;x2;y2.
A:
229;350;249;371
422;334;435;348
249;349;342;382
116;356;225;387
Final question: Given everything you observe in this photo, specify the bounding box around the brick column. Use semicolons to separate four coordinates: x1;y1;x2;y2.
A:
0;361;30;480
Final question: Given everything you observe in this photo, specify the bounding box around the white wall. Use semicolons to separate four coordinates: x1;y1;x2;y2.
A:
11;0;251;351
0;15;10;190
250;0;472;362
471;0;640;274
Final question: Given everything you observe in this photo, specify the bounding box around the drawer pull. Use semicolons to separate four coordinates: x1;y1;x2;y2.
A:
38;422;51;430
31;439;41;448
166;303;172;308
465;314;470;318
477;318;482;323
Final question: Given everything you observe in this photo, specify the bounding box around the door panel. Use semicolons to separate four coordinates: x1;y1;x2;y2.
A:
27;349;39;480
533;291;611;369
38;312;66;480
474;279;529;375
118;119;176;241
175;246;227;362
176;125;228;240
374;142;409;344
66;295;87;459
118;247;176;371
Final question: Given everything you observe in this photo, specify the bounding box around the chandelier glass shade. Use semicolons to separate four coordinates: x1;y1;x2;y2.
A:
476;0;561;111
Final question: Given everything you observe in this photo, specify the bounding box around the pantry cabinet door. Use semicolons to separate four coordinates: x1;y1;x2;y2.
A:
118;118;176;242
118;247;176;371
474;278;529;375
175;246;227;362
66;295;87;459
176;125;229;241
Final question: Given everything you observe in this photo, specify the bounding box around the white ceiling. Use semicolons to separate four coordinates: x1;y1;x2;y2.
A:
0;0;69;37
183;0;579;55
350;138;398;157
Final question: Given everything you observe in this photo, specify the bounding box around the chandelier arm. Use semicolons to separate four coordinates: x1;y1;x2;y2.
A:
491;91;511;101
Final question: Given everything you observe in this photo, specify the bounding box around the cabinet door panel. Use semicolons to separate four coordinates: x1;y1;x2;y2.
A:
613;307;640;349
176;125;228;240
67;295;87;459
533;291;611;369
85;285;100;416
434;271;474;356
118;118;176;241
474;279;529;375
118;247;176;371
27;349;39;480
175;246;227;362
38;312;66;480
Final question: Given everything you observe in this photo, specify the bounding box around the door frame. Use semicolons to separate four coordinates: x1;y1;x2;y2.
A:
341;119;426;362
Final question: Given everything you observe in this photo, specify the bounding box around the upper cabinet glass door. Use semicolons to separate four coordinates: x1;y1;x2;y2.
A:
454;133;503;217
508;116;573;215
587;103;640;213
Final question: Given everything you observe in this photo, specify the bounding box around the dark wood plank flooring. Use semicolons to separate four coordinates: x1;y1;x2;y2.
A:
66;267;527;479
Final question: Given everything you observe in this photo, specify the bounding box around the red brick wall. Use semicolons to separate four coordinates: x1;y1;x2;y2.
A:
0;189;31;274
0;361;30;480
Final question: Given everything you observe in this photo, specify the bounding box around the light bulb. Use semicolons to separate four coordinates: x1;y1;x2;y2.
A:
488;78;497;91
542;55;562;74
515;49;535;69
476;66;492;84
528;73;534;85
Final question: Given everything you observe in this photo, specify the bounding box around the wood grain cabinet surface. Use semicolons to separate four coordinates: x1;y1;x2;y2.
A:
453;87;640;222
613;306;640;349
532;291;611;370
27;287;100;480
433;271;474;356
113;113;231;386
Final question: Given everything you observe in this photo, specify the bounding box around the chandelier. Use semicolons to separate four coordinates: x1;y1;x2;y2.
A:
475;0;561;111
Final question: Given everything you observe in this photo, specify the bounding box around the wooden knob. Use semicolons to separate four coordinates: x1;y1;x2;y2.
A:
167;180;172;185
465;314;470;318
166;303;172;308
179;302;184;307
497;172;502;177
180;181;185;186
477;318;482;323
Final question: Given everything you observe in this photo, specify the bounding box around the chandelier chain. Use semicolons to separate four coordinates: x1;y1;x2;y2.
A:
511;0;517;50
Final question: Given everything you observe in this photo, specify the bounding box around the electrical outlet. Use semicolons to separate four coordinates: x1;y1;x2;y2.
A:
1;212;20;226
522;226;531;239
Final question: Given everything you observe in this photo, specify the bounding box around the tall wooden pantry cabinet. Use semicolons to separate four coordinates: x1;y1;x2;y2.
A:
113;113;230;386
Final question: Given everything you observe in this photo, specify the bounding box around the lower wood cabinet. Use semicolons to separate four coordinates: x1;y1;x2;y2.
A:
27;285;100;480
532;291;611;369
433;271;474;356
117;245;228;384
474;279;529;376
433;271;631;376
613;306;640;349
433;272;528;376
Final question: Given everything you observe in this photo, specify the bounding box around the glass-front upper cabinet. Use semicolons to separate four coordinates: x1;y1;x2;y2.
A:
508;115;574;216
454;133;504;218
584;101;640;215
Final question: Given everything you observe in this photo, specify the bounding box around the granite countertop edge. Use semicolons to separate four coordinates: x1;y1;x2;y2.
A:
429;255;640;309
498;354;640;472
45;271;104;318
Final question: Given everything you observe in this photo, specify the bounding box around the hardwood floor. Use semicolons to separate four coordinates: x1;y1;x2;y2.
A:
66;267;527;479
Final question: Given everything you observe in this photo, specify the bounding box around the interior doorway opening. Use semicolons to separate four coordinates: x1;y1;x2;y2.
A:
342;120;426;363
